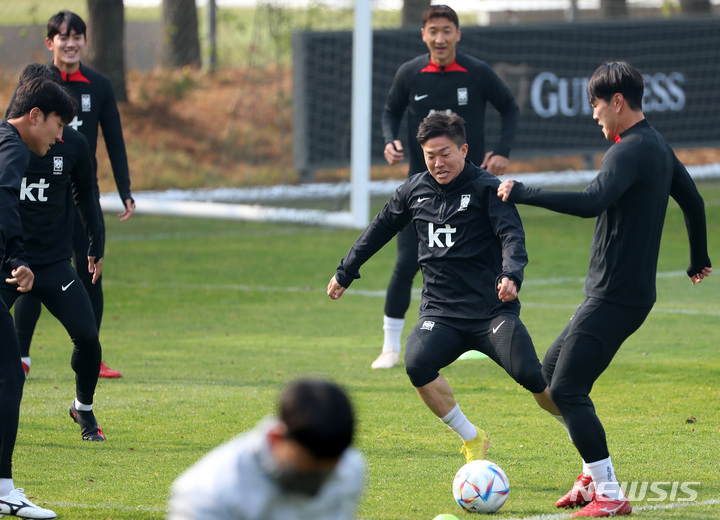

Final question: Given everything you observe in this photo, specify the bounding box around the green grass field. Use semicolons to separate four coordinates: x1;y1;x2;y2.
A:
14;181;720;520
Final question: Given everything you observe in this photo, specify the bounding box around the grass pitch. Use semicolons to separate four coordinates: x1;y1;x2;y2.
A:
14;182;720;519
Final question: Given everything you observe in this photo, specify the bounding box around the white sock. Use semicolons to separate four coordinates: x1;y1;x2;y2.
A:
21;357;31;367
553;414;573;442
585;456;626;500
440;404;477;441
74;398;92;411
0;478;14;496
382;316;404;354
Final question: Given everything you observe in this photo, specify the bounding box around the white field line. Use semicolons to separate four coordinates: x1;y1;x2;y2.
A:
108;226;330;242
103;270;720;317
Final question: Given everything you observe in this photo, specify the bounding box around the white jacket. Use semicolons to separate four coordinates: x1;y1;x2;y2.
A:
167;418;365;520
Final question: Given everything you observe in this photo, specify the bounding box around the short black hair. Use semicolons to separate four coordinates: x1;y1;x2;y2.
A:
279;379;355;460
587;61;644;111
422;4;459;28
18;63;64;87
416;111;466;148
47;10;87;40
7;77;77;125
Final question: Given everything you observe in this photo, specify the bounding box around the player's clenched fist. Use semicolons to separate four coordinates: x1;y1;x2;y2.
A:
497;180;516;202
327;275;347;300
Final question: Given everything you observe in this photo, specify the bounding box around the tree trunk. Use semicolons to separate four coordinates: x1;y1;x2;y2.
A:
679;0;712;13
85;0;127;102
401;0;431;27
162;0;202;68
599;0;628;18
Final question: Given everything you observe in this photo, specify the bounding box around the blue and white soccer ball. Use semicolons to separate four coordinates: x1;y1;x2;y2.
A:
453;460;509;514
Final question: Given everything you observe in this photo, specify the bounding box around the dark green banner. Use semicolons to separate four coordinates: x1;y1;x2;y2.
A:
292;18;720;173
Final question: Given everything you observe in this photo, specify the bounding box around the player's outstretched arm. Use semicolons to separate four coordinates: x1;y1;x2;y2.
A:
327;275;347;300
690;266;712;285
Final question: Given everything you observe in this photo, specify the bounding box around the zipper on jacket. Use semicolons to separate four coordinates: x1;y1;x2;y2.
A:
439;190;447;220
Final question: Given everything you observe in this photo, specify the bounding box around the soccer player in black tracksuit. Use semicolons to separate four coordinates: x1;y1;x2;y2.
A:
498;62;712;518
0;76;76;520
10;10;134;379
2;64;107;447
374;4;519;370
328;112;560;465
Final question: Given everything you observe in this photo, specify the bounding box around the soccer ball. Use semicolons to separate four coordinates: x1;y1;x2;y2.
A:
453;460;509;514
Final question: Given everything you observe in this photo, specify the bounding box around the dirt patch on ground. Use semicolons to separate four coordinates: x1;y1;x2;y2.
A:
2;68;718;194
100;67;296;192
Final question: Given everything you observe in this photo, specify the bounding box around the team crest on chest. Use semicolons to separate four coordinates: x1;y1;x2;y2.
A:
459;194;471;211
53;156;64;175
457;87;468;106
81;94;91;112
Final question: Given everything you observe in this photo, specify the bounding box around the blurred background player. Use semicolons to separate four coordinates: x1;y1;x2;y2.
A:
329;112;560;465
374;4;519;369
0;76;76;520
498;61;711;518
4;63;106;443
167;378;365;520
9;10;135;379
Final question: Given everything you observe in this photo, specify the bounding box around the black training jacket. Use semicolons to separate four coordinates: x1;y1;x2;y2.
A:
382;52;519;177
5;64;132;204
60;64;132;204
20;127;103;266
336;161;526;320
509;119;711;307
0;120;30;271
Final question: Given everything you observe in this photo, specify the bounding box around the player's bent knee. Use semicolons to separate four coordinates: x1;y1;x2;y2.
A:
73;333;100;351
548;382;587;411
516;370;547;395
405;359;437;388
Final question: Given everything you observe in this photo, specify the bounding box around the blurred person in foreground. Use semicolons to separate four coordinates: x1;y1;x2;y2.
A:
373;4;519;370
0;76;76;520
328;112;560;466
167;379;365;520
498;61;711;518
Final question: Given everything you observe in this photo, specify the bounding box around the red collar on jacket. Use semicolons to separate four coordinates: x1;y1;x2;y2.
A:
61;68;90;83
421;59;468;73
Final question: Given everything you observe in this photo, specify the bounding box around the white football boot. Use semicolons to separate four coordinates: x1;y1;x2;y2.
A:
0;488;56;519
371;351;401;369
